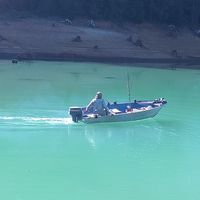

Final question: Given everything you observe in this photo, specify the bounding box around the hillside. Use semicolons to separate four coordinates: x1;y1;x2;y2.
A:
0;18;200;67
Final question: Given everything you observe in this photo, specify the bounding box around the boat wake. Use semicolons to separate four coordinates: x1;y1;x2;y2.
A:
0;116;73;126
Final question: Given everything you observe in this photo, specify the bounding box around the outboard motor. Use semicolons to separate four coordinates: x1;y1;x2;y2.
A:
69;107;83;122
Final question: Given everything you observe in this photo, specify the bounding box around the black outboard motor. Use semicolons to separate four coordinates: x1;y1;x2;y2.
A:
69;107;83;122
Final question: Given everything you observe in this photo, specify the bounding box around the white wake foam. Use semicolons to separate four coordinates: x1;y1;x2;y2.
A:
0;116;73;125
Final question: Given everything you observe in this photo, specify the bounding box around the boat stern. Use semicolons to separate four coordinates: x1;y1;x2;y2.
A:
69;107;83;122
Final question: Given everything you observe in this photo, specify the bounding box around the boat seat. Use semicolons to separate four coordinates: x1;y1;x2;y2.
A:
111;108;122;114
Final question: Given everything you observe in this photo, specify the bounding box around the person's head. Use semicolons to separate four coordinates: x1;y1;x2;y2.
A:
95;91;102;99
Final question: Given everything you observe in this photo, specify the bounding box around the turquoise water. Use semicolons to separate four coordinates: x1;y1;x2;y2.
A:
0;60;200;200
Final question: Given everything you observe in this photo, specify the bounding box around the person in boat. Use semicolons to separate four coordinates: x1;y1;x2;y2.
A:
86;92;110;116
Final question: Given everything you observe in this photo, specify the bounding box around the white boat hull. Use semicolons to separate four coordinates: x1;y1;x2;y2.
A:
82;105;163;124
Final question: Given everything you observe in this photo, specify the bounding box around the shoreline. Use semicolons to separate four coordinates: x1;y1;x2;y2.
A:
1;52;200;69
0;18;200;69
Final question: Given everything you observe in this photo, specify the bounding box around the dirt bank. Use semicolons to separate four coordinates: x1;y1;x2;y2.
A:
0;18;200;68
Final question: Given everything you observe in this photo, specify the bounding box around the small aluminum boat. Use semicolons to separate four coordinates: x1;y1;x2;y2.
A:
69;98;167;124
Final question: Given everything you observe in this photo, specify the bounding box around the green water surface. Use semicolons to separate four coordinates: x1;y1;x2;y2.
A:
0;60;200;200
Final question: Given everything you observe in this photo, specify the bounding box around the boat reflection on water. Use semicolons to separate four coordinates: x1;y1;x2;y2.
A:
67;121;165;152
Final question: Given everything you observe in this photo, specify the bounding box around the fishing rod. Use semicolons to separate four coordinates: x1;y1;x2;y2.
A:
127;71;131;102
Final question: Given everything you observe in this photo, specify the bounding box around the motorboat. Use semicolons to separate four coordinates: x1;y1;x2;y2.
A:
69;98;167;124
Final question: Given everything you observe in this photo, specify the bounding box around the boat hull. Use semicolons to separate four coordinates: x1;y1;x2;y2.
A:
82;106;163;124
